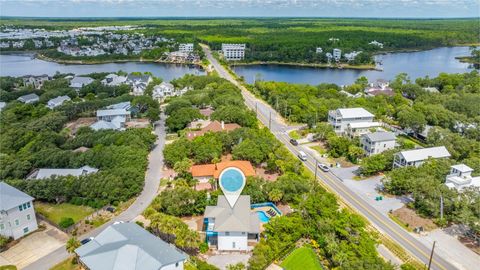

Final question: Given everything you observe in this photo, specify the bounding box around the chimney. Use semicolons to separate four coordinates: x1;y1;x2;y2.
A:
221;121;225;130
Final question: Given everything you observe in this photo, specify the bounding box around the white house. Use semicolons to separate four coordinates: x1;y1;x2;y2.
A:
360;131;396;156
27;166;98;180
70;76;94;88
328;107;375;134
90;108;131;131
316;47;323;53
221;43;246;61
17;93;40;104
344;51;362;61
179;43;194;53
445;164;480;191
47;95;71;109
345;121;382;138
75;222;187;270
23;75;51;89
101;74;127;86
369;40;384;48
333;48;342;61
0;102;7;111
0;182;39;240
126;74;152;96
393;146;451;168
204;195;260;251
153;82;175;100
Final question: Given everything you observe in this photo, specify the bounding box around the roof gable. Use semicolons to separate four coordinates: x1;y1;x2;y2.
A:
0;182;34;211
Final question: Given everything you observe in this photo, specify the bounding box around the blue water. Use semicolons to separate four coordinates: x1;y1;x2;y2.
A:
233;46;475;85
220;168;244;192
256;211;270;223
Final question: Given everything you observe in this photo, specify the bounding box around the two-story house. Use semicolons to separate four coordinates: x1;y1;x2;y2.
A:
328;107;375;134
360;131;396;156
445;164;480;191
0;182;38;240
393;146;451;168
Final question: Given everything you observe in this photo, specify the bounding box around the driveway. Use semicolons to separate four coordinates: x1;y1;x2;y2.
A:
0;222;68;269
22;114;167;270
207;254;251;270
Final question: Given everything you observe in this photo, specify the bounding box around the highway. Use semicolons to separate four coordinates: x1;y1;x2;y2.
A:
201;44;458;270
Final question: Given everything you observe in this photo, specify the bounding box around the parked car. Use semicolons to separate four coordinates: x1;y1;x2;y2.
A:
318;163;330;172
289;139;299;146
297;151;307;161
106;206;116;213
80;237;94;245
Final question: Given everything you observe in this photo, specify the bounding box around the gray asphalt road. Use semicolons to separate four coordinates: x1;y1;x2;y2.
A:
23;113;166;270
202;44;457;270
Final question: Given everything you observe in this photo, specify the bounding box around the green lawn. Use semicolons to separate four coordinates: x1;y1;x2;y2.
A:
310;145;326;155
288;130;301;140
35;202;95;225
281;247;323;270
0;265;17;270
50;257;80;270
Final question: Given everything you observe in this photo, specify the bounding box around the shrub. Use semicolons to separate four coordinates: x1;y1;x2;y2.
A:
59;217;75;228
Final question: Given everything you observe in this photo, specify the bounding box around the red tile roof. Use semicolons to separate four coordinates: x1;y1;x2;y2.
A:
190;160;255;179
187;121;241;140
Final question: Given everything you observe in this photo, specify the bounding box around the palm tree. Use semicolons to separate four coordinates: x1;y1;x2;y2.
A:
268;189;283;205
66;237;81;262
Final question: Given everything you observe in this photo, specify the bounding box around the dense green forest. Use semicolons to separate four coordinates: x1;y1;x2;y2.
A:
2;18;479;64
0;73;160;207
251;71;480;233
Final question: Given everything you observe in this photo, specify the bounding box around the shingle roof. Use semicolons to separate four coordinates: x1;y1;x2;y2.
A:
75;223;187;270
363;131;396;142
204;195;260;233
48;95;71;105
399;146;451;162
0;182;34;211
337;108;374;118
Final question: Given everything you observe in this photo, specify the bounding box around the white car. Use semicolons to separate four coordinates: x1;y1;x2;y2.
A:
318;163;330;172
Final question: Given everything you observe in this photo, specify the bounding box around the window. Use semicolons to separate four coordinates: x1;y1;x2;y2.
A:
15;219;19;226
175;262;179;268
225;232;230;236
23;203;27;210
0;224;4;230
19;205;23;211
23;227;29;234
27;214;31;221
232;242;236;248
27;202;31;208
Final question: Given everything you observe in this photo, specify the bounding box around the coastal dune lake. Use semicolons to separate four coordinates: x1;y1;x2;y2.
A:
0;47;475;84
233;47;476;85
0;53;205;81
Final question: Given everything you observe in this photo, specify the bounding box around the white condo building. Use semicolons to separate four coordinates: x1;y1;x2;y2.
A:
328;107;375;134
221;43;246;61
0;182;38;240
333;48;342;61
179;43;194;53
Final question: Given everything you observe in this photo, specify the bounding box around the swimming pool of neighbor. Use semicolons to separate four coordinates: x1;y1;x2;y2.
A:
219;168;245;192
252;202;283;223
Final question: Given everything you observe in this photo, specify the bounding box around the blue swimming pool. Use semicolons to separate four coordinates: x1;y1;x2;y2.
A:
219;168;245;192
256;211;270;222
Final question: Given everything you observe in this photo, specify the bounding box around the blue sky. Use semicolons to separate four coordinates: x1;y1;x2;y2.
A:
0;0;478;18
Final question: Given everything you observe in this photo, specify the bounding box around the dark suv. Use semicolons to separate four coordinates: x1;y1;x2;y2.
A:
289;139;299;146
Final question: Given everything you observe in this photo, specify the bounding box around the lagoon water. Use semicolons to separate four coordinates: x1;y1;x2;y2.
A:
0;47;475;85
0;53;204;81
233;47;476;85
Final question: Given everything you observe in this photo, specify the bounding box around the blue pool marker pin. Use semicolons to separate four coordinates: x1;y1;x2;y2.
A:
218;167;246;208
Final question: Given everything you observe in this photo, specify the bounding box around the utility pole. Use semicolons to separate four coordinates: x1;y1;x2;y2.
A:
428;241;436;270
440;194;444;221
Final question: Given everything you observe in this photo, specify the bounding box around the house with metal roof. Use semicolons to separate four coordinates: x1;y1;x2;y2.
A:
75;222;187;270
204;195;260;251
27;165;98;180
90;108;131;131
328;107;375;134
393;146;451;168
0;182;38;239
106;101;131;111
360;131;396;156
445;164;480;191
101;74;127;87
47;95;71;109
69;76;94;88
17;93;39;104
345;121;383;138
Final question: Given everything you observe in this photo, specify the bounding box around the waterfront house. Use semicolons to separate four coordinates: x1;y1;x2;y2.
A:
75;222;187;270
365;79;394;97
445;164;480;191
204;195;260;251
17;93;39;104
186;121;241;140
152;82;175;100
393;146;451;168
328;107;374;134
27;165;98;180
47;95;71;109
221;43;246;61
22;74;51;89
101;74;127;86
360;131;396;156
333;48;342;61
126;74;152;96
369;40;384;48
0;182;39;240
179;43;194;53
70;76;94;88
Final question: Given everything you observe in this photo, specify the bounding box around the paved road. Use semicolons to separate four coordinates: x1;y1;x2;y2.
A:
23;113;167;270
202;44;458;270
